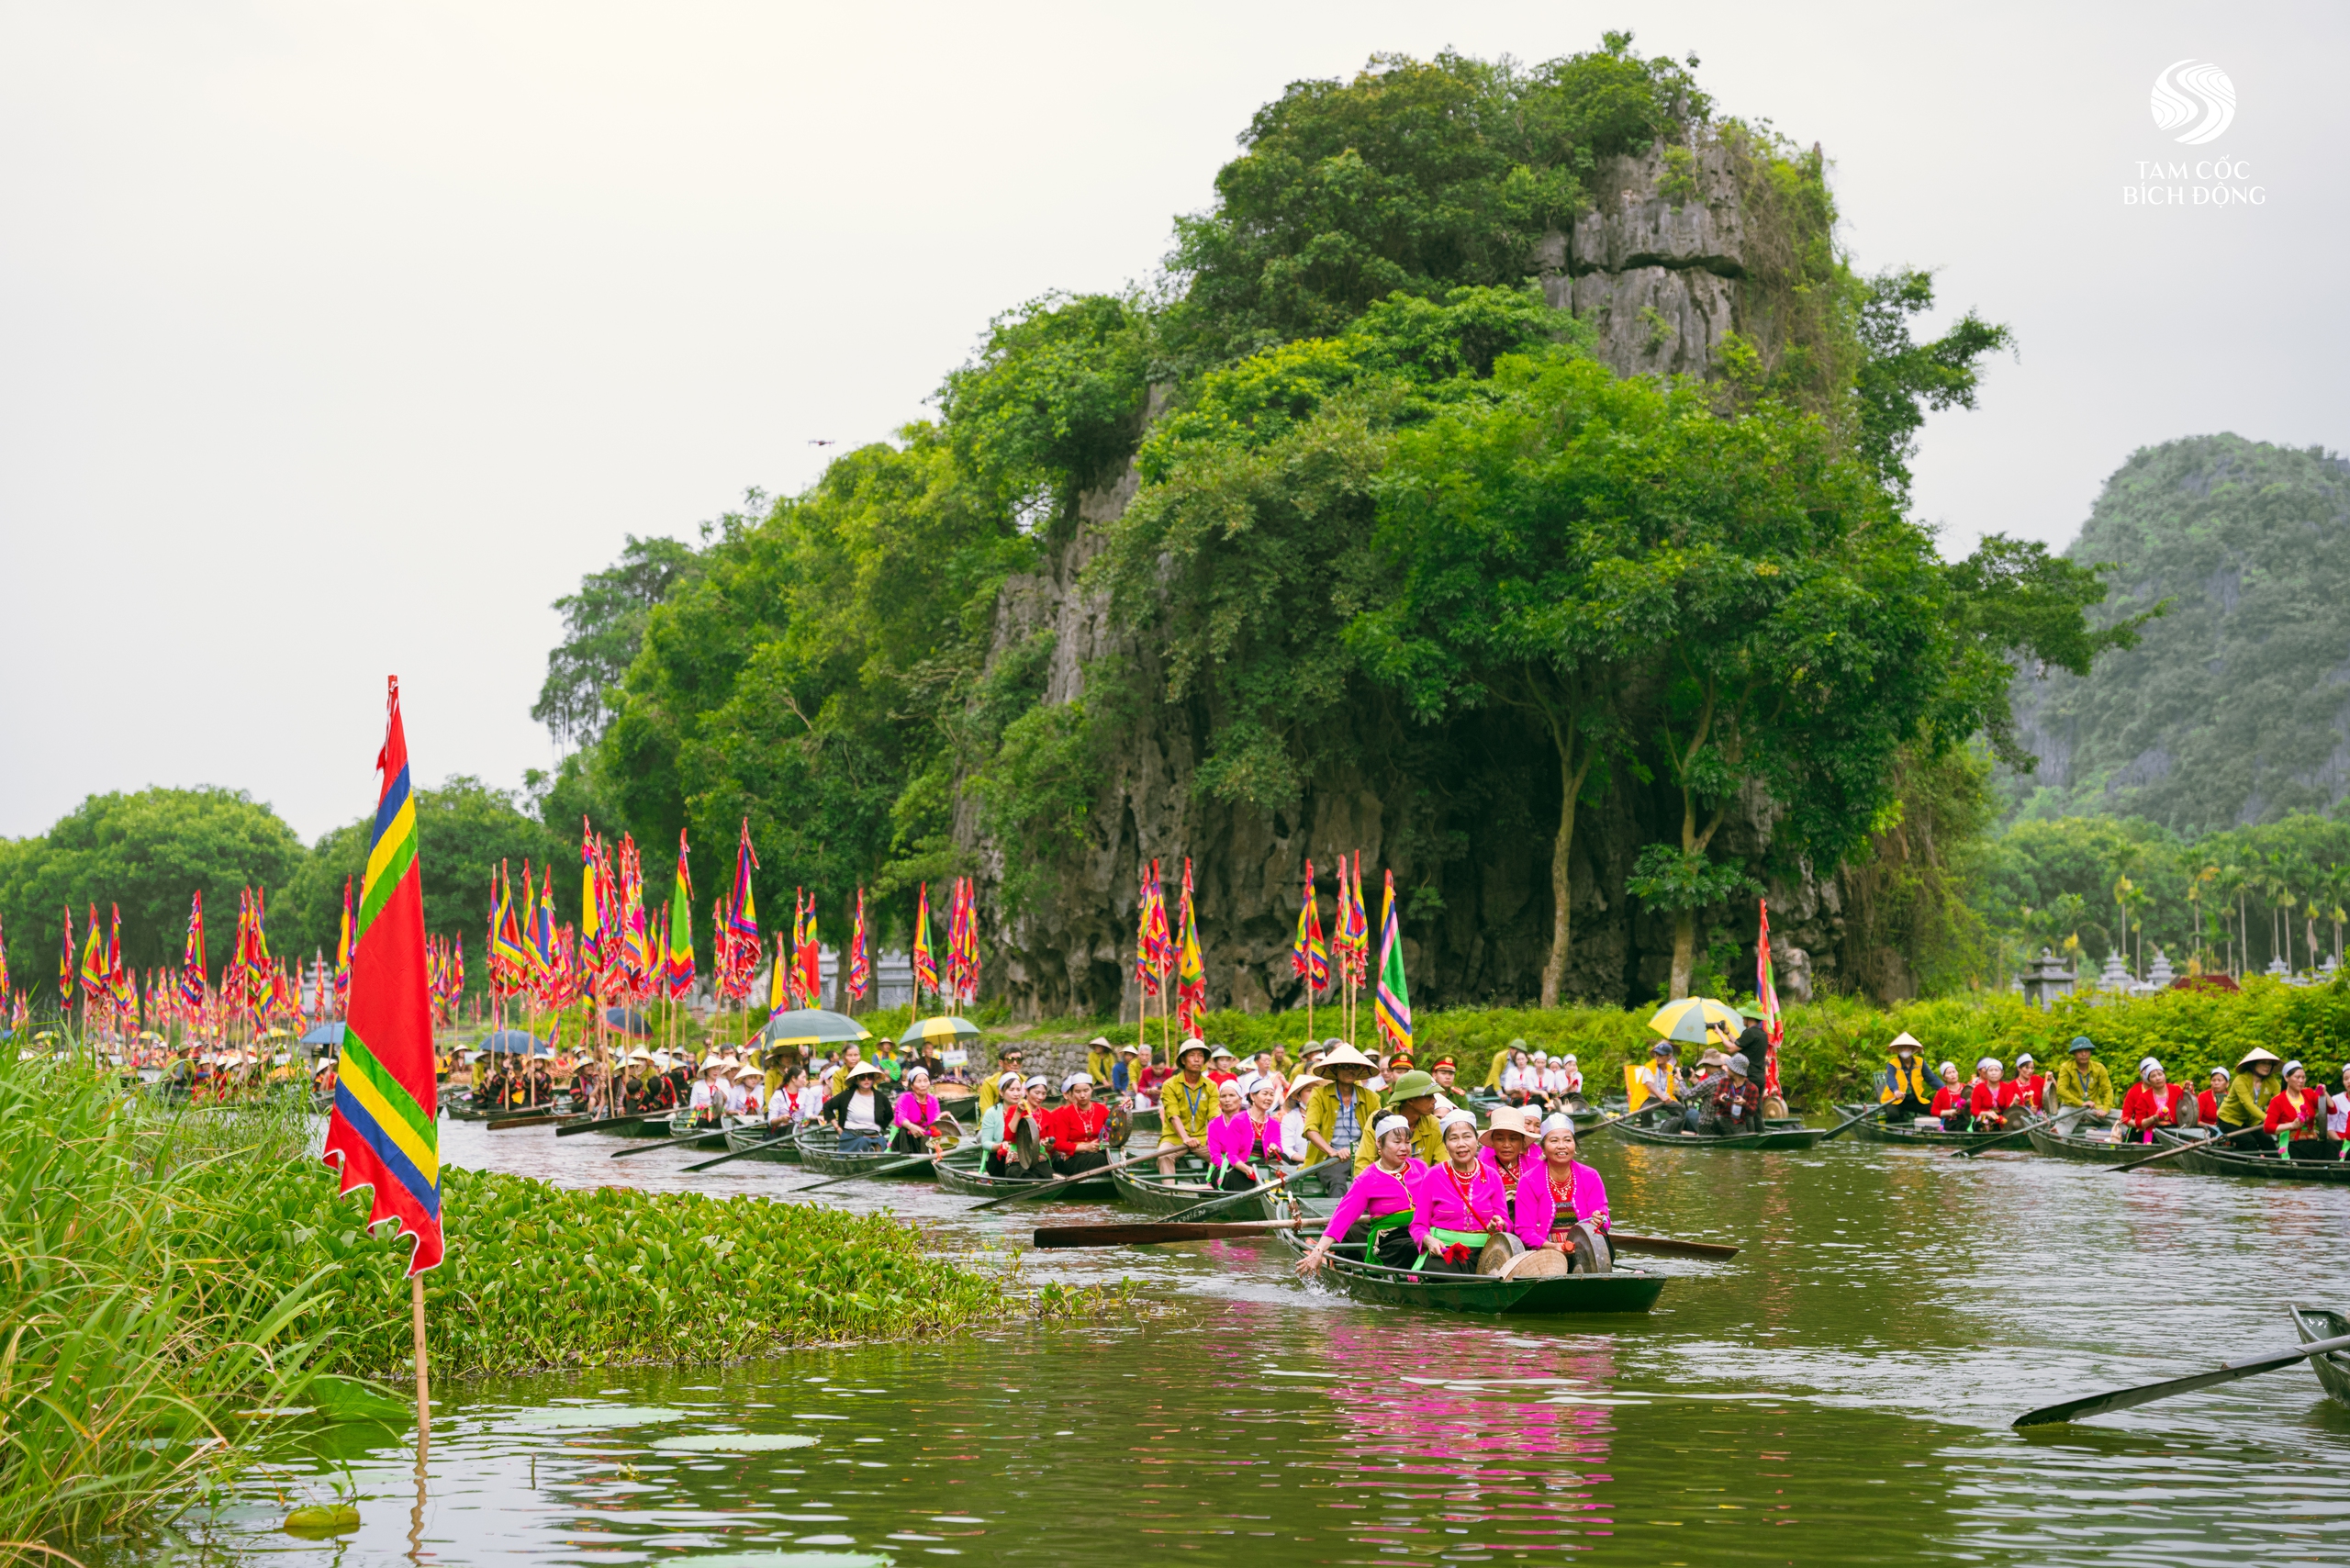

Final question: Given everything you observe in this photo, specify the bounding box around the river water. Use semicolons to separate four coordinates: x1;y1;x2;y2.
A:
174;1117;2349;1566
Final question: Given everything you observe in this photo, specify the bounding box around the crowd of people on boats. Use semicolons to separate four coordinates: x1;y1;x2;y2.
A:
1873;1031;2350;1159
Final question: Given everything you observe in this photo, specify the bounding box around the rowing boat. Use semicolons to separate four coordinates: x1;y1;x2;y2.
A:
2026;1123;2184;1164
1266;1193;1664;1315
722;1121;801;1163
1464;1090;1613;1128
1607;1107;1822;1151
2174;1140;2350;1183
1111;1156;1230;1214
792;1122;946;1179
1832;1103;2049;1149
599;1113;683;1138
2290;1305;2350;1408
935;1141;1116;1198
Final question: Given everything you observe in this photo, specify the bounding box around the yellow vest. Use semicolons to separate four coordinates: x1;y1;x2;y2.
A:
1880;1056;1932;1104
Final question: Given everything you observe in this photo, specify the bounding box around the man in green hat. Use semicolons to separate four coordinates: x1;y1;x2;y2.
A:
2053;1036;2116;1114
1355;1068;1446;1173
1156;1038;1220;1175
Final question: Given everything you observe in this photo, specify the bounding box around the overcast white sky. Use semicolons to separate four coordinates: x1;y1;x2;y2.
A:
2;0;2342;842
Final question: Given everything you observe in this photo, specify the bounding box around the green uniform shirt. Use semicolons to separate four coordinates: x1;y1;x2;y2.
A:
2053;1058;2116;1112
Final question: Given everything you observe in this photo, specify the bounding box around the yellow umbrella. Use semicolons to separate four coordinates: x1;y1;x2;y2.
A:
899;1015;982;1046
1647;996;1743;1045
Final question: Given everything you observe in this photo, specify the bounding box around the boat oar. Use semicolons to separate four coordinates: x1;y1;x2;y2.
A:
2108;1122;2272;1174
967;1147;1166;1211
557;1112;659;1137
679;1130;798;1173
607;1126;730;1159
1818;1103;1889;1142
2013;1330;2350;1427
1158;1155;1350;1223
791;1148;945;1191
1952;1107;2081;1158
1033;1218;1304;1249
1607;1232;1740;1260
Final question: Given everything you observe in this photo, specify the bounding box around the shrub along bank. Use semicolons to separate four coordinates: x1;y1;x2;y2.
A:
0;1052;1066;1562
1032;977;2350;1106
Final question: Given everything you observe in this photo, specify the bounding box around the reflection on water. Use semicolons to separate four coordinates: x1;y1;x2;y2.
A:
153;1117;2349;1566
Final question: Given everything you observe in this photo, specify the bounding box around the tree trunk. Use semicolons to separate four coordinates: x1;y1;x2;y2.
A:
1539;713;1593;1010
1670;909;1696;1000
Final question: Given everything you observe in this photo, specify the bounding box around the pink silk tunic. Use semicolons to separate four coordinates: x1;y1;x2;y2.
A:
1406;1159;1509;1251
1206;1110;1272;1167
894;1091;944;1135
1319;1158;1427;1242
1478;1148;1553;1249
1539;1159;1610;1235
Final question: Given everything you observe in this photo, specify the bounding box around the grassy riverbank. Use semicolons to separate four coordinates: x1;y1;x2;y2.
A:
0;1053;1079;1562
1008;977;2350;1103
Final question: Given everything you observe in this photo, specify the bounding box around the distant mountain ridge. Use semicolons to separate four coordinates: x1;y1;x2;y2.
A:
2006;432;2350;830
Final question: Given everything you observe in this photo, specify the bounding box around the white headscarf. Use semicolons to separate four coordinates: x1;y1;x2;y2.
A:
1438;1108;1479;1133
1371;1114;1409;1142
2138;1057;2162;1081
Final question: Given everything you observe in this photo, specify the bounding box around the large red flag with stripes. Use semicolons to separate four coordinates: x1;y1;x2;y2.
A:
320;677;443;1275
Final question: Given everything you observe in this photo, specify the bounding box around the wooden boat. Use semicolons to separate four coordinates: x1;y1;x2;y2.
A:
2025;1123;2186;1164
599;1112;683;1138
1266;1193;1664;1316
935;1141;1116;1199
2290;1305;2350;1408
1111;1155;1230;1215
448;1099;571;1124
1606;1107;1822;1151
2174;1139;2350;1183
791;1122;946;1179
722;1121;801;1163
1833;1103;2056;1149
1465;1089;1612;1128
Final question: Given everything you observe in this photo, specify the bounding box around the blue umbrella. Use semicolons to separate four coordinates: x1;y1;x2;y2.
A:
300;1022;346;1047
478;1028;548;1057
603;1007;651;1037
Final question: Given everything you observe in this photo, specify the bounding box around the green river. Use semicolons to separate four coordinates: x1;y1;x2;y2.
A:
171;1117;2348;1566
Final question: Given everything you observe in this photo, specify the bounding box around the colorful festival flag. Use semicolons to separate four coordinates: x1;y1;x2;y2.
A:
59;905;74;1013
579;820;604;976
1339;852;1371;987
1292;859;1328;995
319;678;443;1275
179;892;207;1008
1175;858;1206;1036
912;883;937;998
947;878;979;1006
79;905;106;1002
664;831;696;999
767;930;789;1014
1756;899;1784;1100
846;889;871;1004
793;890;822;1005
1373;868;1413;1055
723;820;761;1002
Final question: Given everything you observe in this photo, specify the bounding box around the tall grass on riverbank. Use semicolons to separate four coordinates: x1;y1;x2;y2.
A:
0;1058;332;1559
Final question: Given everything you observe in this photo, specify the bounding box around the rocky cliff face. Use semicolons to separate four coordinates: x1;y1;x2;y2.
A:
965;136;1843;1022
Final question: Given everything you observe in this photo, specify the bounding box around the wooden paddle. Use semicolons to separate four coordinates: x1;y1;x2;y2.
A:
1607;1231;1740;1260
1952;1106;2083;1157
967;1147;1165;1210
1158;1155;1350;1223
2013;1330;2350;1427
557;1112;661;1137
2108;1121;2271;1174
1033;1217;1304;1249
678;1130;798;1173
791;1148;946;1191
1818;1102;1890;1142
607;1125;730;1159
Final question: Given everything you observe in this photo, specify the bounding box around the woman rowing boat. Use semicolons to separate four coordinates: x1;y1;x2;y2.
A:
1294;1114;1426;1273
822;1060;893;1152
890;1065;953;1154
1536;1113;1610;1271
1929;1061;1971;1131
1406;1110;1509;1276
2263;1061;2333;1159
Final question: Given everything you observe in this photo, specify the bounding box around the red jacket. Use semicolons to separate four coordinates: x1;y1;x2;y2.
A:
2265;1086;2327;1136
1045;1100;1110;1158
2121;1082;2185;1128
2197;1088;2221;1126
1969;1081;2018;1118
1930;1084;1968;1118
2012;1073;2050;1112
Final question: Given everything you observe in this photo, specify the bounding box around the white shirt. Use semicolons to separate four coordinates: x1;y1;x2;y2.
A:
2328;1089;2349;1137
844;1089;879;1130
1501;1064;1529;1092
1279;1107;1310;1161
688;1081;715;1113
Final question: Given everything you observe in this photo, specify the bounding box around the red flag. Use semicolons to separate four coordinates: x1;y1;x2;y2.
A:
319;677;444;1275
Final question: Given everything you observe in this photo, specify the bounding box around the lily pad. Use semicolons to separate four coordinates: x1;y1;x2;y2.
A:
509;1405;689;1428
650;1432;820;1451
283;1504;361;1537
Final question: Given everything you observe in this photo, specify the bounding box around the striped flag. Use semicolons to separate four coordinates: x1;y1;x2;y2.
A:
180;891;207;1009
59;905;73;1014
1756;899;1784;1100
911;883;937;997
664;831;696;998
1373;869;1412;1055
846;889;870;1003
1292;860;1328;994
320;677;442;1275
1175;858;1206;1036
